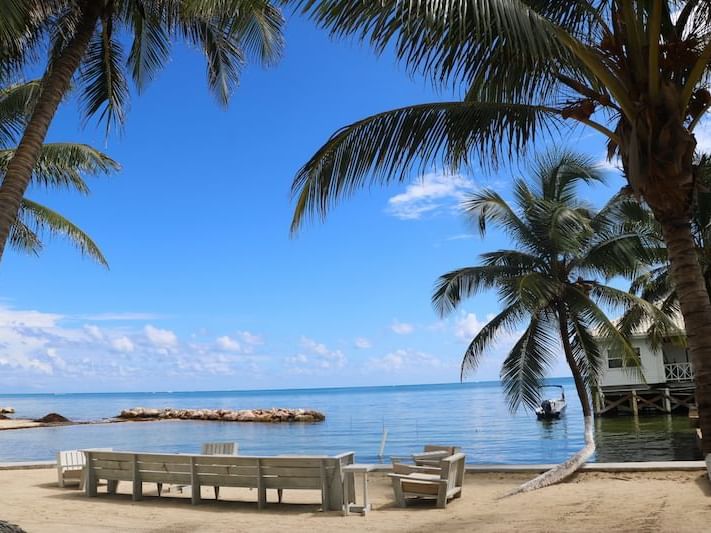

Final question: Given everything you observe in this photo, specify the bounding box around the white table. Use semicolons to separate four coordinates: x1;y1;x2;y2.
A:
342;463;377;516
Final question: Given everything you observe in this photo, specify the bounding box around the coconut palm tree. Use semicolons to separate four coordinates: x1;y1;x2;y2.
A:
1;80;119;264
432;152;674;491
0;0;284;264
290;1;711;453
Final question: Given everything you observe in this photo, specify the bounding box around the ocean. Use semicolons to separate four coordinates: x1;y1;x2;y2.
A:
0;379;701;463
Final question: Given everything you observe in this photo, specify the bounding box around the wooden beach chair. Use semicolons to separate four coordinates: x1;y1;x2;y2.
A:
391;444;462;467
388;452;466;508
201;442;237;455
169;442;239;498
57;448;112;488
201;442;238;500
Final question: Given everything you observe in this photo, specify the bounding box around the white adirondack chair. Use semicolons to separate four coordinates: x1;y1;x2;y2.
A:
201;442;237;455
57;448;112;488
170;442;239;498
389;452;466;508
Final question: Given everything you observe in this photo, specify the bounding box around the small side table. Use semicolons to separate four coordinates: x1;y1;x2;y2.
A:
342;463;377;516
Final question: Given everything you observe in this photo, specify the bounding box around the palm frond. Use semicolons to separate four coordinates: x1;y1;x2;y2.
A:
291;101;560;233
79;22;129;133
125;1;171;91
0;143;120;191
433;265;516;317
459;302;527;379
0;80;41;146
297;0;592;89
17;198;109;268
16;198;108;267
500;312;557;412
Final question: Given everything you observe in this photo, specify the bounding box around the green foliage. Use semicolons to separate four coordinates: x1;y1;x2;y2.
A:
5;0;285;132
0;80;119;265
432;151;676;411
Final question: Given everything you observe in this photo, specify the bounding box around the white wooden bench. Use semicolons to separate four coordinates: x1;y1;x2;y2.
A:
83;450;354;511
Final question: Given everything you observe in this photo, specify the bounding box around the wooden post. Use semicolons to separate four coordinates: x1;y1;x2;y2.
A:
320;460;329;511
132;455;142;501
256;459;265;510
631;390;639;416
663;388;672;413
593;387;601;415
190;456;200;505
85;451;97;497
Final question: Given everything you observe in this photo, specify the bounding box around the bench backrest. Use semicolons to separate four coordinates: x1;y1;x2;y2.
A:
201;442;238;455
84;450;354;490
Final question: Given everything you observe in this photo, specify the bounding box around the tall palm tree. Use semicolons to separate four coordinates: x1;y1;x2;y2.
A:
1;80;119;265
432;152;673;491
0;0;284;263
290;1;711;453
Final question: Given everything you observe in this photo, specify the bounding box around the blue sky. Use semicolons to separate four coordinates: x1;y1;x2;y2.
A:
0;13;634;393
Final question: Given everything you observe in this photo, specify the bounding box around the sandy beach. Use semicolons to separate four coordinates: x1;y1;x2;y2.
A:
1;468;709;532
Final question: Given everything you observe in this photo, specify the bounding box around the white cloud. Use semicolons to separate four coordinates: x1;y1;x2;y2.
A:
81;312;163;321
144;325;178;351
455;313;486;341
287;337;347;372
216;335;241;352
354;337;372;349
597;154;622;173
84;324;104;340
694;116;711;154
368;349;444;372
391;320;414;335
386;173;475;220
111;336;135;353
446;234;474;241
238;331;263;346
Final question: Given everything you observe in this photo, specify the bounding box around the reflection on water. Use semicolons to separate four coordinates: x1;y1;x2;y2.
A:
594;415;701;462
0;380;701;463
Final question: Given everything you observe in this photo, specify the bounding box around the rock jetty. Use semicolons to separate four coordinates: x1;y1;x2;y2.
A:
118;407;325;423
0;407;15;414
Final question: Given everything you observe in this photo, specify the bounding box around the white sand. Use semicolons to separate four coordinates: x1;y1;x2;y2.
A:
1;468;710;532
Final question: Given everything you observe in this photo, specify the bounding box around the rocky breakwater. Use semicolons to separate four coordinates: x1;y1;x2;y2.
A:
0;407;15;414
118;407;325;423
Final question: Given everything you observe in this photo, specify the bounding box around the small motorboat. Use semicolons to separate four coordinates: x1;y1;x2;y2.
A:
535;385;566;420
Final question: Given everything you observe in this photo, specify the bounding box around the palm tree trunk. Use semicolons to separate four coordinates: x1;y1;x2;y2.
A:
506;305;595;496
659;218;711;455
0;2;101;263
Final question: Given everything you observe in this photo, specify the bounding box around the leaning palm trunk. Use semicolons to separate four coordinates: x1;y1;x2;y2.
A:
0;3;100;262
660;219;711;454
506;307;596;496
506;415;594;497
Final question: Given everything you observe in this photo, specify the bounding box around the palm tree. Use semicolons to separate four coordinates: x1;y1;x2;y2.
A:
0;0;284;263
1;80;119;264
616;155;711;342
290;1;711;453
432;152;673;491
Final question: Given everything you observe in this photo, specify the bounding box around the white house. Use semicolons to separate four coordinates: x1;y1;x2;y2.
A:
599;335;693;388
595;315;694;415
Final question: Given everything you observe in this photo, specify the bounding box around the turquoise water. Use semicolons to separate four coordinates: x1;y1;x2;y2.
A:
0;379;701;463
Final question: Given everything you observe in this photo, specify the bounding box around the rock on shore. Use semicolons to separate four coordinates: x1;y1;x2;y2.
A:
117;407;325;423
0;407;15;414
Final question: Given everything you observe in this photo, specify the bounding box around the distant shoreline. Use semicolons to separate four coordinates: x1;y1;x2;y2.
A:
0;377;574;397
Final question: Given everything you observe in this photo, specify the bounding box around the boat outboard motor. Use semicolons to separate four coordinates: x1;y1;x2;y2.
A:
541;400;552;416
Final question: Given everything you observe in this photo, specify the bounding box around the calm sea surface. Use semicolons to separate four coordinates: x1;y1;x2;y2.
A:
0;379;701;463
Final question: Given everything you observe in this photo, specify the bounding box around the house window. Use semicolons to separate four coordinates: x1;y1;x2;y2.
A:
607;348;640;369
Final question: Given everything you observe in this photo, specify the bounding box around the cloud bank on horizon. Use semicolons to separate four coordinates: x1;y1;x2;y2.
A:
0;302;574;393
